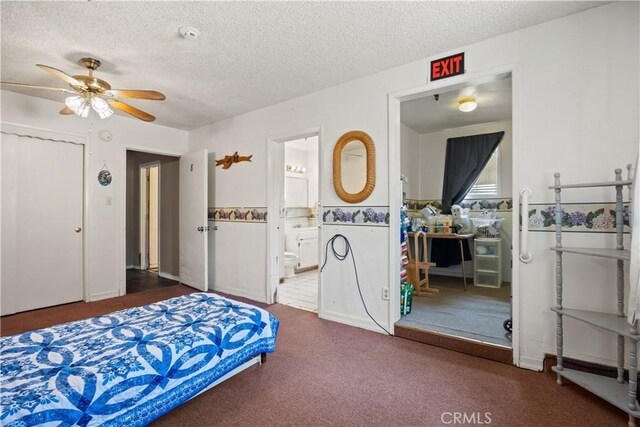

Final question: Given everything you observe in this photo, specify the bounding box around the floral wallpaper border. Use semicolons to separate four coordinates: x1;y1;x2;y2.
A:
526;203;630;233
208;207;267;222
323;206;390;227
406;198;512;212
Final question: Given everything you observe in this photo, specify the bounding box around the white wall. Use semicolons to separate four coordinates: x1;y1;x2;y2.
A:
400;124;420;200
192;2;639;369
1;90;188;304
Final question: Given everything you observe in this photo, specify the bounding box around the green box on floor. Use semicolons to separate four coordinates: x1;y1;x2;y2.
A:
400;282;414;315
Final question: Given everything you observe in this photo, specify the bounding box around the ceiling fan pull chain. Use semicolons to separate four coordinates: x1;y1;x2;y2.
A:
88;111;94;138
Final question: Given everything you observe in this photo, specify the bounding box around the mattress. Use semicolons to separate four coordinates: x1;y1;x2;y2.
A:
0;292;279;426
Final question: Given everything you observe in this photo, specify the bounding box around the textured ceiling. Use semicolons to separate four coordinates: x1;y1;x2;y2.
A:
0;1;607;130
402;77;512;134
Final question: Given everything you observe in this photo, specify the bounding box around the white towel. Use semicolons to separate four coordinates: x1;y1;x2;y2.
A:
628;153;639;324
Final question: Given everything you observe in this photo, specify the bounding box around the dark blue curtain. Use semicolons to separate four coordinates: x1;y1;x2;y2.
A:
440;131;505;214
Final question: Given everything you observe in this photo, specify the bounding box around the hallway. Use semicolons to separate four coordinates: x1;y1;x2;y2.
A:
126;269;178;294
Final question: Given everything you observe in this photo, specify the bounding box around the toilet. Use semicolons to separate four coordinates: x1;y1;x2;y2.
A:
284;252;299;278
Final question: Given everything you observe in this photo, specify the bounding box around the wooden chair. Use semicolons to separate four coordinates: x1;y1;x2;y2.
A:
406;231;438;296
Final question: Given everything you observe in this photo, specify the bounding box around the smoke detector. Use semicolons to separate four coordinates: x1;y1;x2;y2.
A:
179;27;200;40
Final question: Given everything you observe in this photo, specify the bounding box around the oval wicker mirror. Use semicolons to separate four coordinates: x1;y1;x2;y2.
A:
333;130;375;203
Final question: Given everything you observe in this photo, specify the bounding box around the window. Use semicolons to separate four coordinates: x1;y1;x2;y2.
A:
465;148;499;198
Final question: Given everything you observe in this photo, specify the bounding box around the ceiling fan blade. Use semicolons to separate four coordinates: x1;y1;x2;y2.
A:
109;89;166;100
109;99;156;122
1;82;76;94
36;64;87;89
59;106;74;115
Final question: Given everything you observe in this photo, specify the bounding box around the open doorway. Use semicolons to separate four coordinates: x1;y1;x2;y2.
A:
394;74;514;358
140;162;160;273
267;130;322;313
126;150;180;294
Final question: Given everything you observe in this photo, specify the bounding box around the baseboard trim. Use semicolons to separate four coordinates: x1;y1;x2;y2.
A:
210;286;267;305
88;290;120;302
294;266;318;274
126;265;139;270
394;323;513;365
544;354;634;376
544;353;640;393
158;272;180;281
319;310;390;335
518;355;544;371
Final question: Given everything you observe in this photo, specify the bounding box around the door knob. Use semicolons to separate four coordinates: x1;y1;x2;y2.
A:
75;227;82;233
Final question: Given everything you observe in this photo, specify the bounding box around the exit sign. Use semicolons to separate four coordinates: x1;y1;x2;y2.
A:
431;52;465;81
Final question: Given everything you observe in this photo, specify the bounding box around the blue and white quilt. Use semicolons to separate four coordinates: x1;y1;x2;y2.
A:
0;292;279;426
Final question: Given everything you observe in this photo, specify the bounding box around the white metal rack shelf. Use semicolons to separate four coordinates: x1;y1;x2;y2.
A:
551;166;636;427
550;247;631;261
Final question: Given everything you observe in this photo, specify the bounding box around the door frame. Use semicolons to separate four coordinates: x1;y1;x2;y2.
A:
387;64;521;366
121;145;182;296
139;161;161;272
266;126;323;309
1;122;89;308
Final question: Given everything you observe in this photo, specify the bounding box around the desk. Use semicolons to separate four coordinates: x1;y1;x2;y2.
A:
407;232;475;291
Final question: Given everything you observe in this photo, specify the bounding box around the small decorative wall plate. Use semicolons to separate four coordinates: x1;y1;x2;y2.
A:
98;164;112;186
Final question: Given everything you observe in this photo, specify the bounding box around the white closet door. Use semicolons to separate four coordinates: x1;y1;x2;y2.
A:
179;149;208;291
1;132;84;314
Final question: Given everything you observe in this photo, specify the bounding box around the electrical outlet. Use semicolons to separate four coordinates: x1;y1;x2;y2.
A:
382;287;390;300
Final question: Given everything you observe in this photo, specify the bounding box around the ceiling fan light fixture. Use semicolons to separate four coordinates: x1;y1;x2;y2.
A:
91;96;114;119
458;97;477;112
65;95;90;117
8;58;164;122
96;108;114;120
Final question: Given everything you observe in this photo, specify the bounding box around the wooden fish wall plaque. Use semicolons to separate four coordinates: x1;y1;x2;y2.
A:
215;152;253;169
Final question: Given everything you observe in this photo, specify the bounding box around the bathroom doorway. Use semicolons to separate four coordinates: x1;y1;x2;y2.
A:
267;128;322;313
391;72;515;362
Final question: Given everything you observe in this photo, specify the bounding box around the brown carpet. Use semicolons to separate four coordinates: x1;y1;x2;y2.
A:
0;286;627;426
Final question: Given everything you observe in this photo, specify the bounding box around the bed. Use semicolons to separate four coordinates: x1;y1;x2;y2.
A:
0;292;279;426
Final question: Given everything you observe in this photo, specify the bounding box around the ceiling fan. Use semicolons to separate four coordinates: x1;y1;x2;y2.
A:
1;57;165;122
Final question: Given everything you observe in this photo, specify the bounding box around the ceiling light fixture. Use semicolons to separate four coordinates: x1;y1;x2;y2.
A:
458;97;477;112
90;96;114;119
286;164;306;174
65;95;114;119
